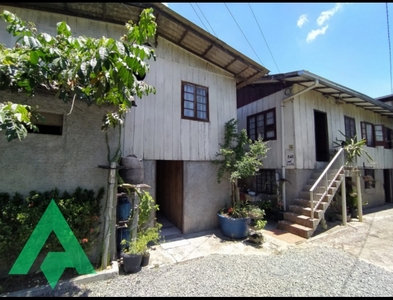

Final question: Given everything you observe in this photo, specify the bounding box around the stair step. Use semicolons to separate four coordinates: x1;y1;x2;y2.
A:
278;167;344;239
289;205;324;219
298;190;335;201
284;212;319;229
294;198;329;210
277;220;315;239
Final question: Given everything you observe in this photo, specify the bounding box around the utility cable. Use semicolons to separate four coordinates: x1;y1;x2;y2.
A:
189;3;210;34
224;3;265;67
195;3;218;37
386;3;393;94
248;3;280;73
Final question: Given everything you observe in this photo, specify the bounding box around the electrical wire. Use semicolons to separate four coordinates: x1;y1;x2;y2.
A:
195;3;218;36
248;3;280;73
189;3;210;34
224;3;265;67
386;3;393;94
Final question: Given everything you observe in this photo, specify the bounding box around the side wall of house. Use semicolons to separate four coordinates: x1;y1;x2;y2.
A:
0;6;126;268
0;92;118;196
123;36;237;161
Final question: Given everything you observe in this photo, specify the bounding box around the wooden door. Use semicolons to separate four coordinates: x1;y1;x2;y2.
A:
156;160;184;231
314;110;329;162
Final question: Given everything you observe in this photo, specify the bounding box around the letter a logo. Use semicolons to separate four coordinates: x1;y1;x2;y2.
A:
9;199;96;289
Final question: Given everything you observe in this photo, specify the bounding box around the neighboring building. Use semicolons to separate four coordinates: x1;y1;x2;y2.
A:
237;70;393;236
0;3;270;236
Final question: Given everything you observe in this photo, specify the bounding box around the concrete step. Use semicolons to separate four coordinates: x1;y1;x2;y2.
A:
283;212;319;229
289;204;324;219
294;198;329;210
298;189;336;201
277;220;315;239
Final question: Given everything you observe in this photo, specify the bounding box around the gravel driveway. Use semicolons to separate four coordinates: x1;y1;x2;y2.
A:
2;204;393;297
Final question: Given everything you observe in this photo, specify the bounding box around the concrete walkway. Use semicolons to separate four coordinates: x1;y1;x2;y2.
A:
147;203;393;273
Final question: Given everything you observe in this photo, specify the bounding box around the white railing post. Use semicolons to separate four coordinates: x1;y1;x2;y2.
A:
310;191;314;219
356;170;363;222
341;174;347;225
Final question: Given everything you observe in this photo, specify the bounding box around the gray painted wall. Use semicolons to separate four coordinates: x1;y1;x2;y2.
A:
183;161;230;234
0;90;119;267
0;91;119;195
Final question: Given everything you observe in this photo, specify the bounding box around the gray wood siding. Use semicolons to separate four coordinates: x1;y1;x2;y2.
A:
237;90;283;169
0;5;126;45
123;37;237;161
0;5;238;161
237;84;393;170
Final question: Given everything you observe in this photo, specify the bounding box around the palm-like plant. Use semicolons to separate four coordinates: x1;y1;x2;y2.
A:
333;130;374;167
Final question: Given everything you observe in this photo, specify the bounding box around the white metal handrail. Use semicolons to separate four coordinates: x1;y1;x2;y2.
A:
309;148;345;219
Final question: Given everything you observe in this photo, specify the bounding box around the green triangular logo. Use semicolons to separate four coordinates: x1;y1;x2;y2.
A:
9;199;96;289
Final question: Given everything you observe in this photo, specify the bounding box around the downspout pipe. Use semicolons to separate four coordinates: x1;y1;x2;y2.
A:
280;80;319;211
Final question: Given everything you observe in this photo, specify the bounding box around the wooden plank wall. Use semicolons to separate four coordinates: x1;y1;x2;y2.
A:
0;5;238;162
123;37;237;161
237;83;393;170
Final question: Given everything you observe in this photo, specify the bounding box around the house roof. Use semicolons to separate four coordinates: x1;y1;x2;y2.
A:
376;94;393;103
1;2;270;89
252;70;393;119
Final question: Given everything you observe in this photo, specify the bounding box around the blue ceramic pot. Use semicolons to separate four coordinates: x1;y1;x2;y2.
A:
217;213;250;239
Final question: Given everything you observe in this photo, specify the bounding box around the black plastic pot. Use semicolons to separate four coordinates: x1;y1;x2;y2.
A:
121;252;142;273
141;252;150;267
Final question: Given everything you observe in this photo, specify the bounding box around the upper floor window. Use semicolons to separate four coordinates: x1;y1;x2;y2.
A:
247;108;276;141
181;81;209;122
344;116;356;139
374;124;385;147
360;121;375;147
385;126;393;149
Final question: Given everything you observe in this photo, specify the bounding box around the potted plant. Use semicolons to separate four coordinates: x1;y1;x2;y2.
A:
120;237;146;273
119;188;162;272
333;130;374;171
214;118;270;239
138;222;162;267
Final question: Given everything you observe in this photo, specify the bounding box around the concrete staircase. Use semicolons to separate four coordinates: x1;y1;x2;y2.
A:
277;169;344;239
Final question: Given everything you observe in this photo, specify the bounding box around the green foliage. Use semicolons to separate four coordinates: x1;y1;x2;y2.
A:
135;190;159;232
214;118;270;209
0;187;104;264
121;189;162;255
252;219;267;230
333;130;374;166
345;178;358;209
0;8;157;141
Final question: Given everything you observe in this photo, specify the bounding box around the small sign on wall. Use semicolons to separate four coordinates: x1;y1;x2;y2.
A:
286;150;295;165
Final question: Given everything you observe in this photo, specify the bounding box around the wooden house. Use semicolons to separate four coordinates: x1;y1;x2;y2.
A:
237;70;393;237
0;3;270;236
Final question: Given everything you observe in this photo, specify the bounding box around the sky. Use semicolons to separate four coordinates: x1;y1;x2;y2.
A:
163;2;393;99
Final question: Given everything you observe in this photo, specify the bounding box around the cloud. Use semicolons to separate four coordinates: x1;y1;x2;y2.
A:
306;25;329;43
297;14;309;28
317;3;343;26
162;2;168;6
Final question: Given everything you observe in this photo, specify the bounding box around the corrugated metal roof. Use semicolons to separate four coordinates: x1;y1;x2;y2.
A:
252;70;393;119
2;2;270;89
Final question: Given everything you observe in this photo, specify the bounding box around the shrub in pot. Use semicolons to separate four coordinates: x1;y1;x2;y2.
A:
214;118;270;239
